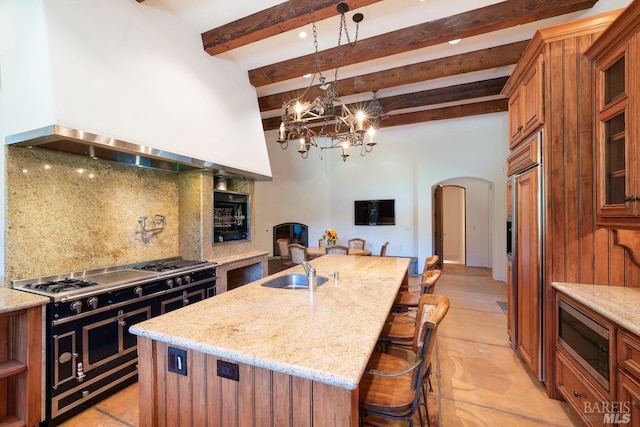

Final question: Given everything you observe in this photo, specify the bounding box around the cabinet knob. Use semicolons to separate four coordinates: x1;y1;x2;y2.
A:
624;195;638;202
517;125;523;132
573;390;581;398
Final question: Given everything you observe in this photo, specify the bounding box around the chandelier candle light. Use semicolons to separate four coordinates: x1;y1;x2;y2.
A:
276;2;384;162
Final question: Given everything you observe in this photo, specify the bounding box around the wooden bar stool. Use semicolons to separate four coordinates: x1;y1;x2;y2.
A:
360;294;450;427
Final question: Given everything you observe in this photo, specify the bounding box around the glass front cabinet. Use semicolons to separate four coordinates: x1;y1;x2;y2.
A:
587;12;640;228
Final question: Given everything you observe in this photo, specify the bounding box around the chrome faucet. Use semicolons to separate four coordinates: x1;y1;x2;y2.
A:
302;261;314;275
302;261;317;291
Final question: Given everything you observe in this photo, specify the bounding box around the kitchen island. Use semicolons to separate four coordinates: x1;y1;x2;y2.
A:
130;254;410;426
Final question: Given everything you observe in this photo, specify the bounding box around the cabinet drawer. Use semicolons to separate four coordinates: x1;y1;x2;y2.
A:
618;371;640;427
618;330;640;379
557;352;608;427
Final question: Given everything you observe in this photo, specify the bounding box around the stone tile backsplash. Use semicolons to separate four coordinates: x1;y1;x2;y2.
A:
6;147;181;280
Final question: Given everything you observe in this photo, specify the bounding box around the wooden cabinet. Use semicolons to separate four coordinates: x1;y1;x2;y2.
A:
553;287;640;425
506;54;544;149
586;0;640;228
557;352;609;427
503;10;622;391
618;330;640;426
515;166;540;374
555;292;617;426
618;372;640;426
0;305;42;427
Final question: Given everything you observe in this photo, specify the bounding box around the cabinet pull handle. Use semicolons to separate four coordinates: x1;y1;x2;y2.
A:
573;390;581;398
624;195;637;202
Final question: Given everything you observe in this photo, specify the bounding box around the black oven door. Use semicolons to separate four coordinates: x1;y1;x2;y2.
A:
49;297;152;421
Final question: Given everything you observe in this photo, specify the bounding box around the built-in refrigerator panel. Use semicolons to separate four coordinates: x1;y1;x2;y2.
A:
510;129;545;382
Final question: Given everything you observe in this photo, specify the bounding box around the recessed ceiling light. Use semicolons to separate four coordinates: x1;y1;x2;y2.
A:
448;39;462;45
299;31;307;39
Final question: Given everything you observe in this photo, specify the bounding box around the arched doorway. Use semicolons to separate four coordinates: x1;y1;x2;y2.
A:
433;178;493;268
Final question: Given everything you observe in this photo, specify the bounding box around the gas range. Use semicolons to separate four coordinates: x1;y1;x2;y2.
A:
12;257;218;426
12;257;215;303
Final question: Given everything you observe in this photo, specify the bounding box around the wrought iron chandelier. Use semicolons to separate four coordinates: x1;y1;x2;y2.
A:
276;2;384;162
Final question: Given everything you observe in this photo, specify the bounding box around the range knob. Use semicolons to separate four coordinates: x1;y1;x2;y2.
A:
184;275;192;284
134;286;143;297
70;301;83;314
166;279;174;289
175;277;183;287
87;297;99;310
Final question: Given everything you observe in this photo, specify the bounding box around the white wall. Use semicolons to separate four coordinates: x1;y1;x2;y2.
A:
255;112;510;281
2;0;272;179
0;0;56;285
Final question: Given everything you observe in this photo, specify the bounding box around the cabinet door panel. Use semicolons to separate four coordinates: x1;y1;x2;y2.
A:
522;55;544;135
618;371;640;427
593;40;639;225
509;91;523;146
516;167;540;375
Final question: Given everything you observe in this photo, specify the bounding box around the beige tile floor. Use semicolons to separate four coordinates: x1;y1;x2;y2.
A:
60;263;584;426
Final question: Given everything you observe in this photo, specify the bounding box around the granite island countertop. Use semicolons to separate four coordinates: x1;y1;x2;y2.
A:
130;254;410;390
552;282;640;336
0;287;49;313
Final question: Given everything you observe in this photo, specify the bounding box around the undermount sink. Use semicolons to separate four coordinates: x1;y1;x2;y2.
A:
261;273;329;289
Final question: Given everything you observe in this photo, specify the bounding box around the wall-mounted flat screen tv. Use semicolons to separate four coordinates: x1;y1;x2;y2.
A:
354;199;395;226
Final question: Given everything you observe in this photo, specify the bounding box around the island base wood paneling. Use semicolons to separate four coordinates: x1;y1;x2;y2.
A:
137;337;358;427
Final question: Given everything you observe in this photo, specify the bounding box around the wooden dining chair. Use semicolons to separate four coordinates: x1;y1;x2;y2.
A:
360;294;450;427
348;238;366;249
276;238;292;266
288;243;308;265
380;241;389;256
326;245;348;255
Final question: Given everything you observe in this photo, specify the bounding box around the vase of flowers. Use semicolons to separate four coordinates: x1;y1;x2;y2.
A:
322;229;338;246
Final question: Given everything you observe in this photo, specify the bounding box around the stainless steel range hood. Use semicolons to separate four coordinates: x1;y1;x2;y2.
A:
5;125;259;176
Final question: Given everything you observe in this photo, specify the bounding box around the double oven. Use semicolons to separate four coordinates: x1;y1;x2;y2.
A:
12;257;217;426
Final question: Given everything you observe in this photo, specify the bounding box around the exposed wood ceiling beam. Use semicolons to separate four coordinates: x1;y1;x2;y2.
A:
202;0;383;55
258;41;526;112
378;77;509;113
382;99;508;127
248;0;597;87
261;78;508;131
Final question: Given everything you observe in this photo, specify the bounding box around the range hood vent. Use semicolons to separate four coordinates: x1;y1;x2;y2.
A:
7;125;212;173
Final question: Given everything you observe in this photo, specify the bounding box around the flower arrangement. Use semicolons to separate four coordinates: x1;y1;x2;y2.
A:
321;229;338;246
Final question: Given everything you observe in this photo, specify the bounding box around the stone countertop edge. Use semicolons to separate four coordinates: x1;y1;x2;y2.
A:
208;250;268;265
130;255;411;390
552;282;640;336
0;287;49;313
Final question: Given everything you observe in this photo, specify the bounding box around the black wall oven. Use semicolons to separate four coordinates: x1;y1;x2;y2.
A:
558;299;611;390
213;190;249;243
12;258;216;426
